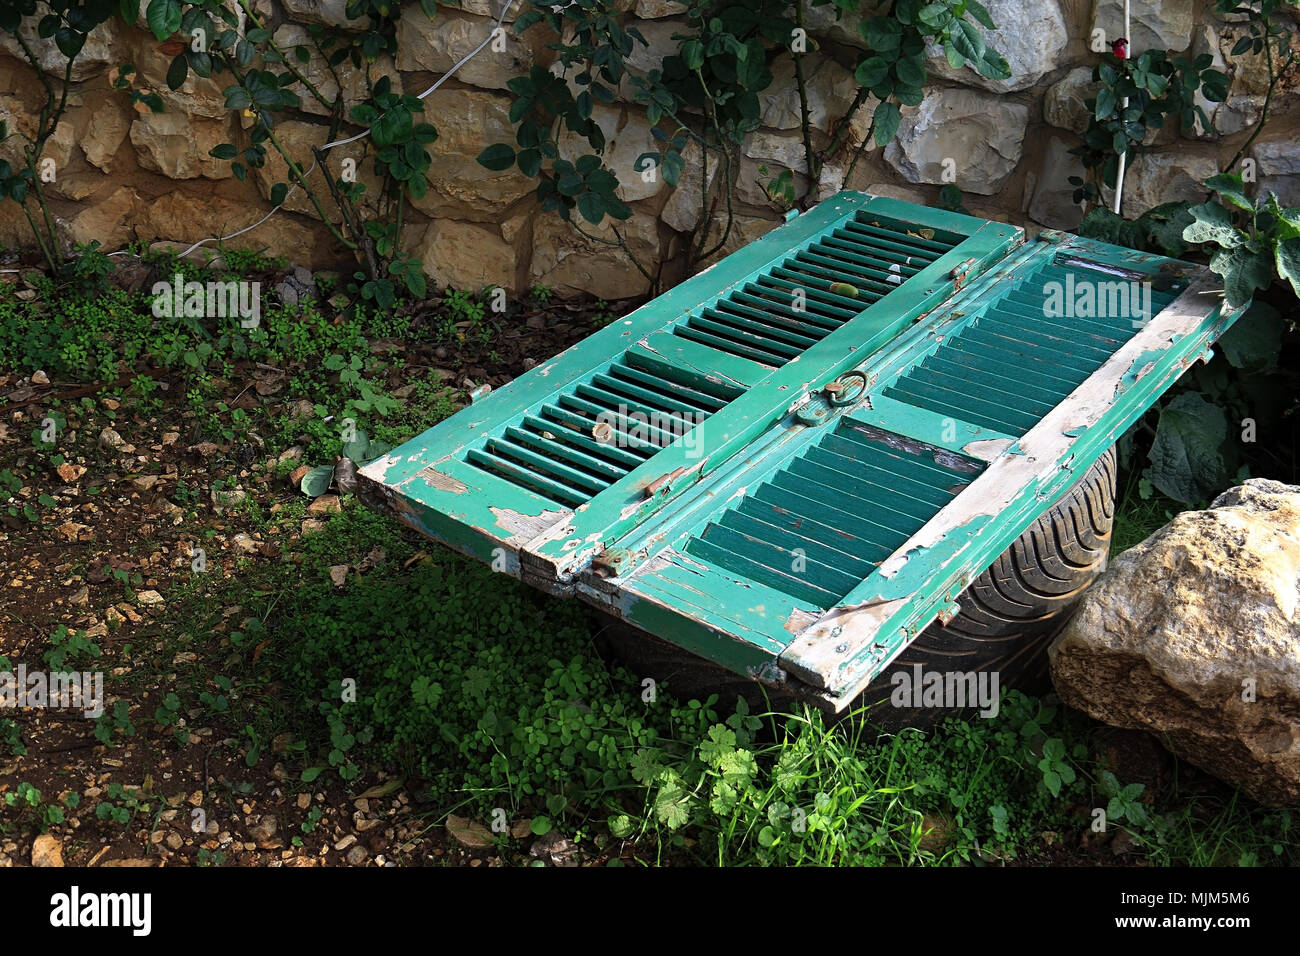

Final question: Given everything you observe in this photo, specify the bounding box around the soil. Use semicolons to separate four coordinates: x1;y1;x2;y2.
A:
0;280;638;868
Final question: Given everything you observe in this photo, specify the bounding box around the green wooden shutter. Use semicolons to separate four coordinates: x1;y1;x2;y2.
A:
359;194;1020;587
360;193;1240;709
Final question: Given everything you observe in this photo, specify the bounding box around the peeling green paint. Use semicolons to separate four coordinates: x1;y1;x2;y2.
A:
358;194;1239;713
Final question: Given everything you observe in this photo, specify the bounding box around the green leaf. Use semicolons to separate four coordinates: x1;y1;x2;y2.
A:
895;54;926;88
301;767;324;783
1275;237;1300;298
975;49;1011;80
120;0;141;24
343;429;371;463
1095;86;1116;119
873;101;901;146
681;38;704;70
1146;391;1230;505
516;148;541;178
1139;202;1194;257
917;3;949;29
855;56;890;88
576;191;605;225
299;465;334;497
530;816;552;836
965;0;996;29
270;182;288;206
476;143;516;171
1218;301;1282;372
1265;195;1300;240
145;0;181;42
861;18;903;52
662;149;684;188
54;28;85;60
556;174;584;197
1211;244;1272;308
371;108;410;149
1183;202;1243;249
1205;172;1253;212
224;86;252;111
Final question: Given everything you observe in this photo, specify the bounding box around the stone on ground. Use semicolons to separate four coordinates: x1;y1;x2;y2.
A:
1049;479;1300;806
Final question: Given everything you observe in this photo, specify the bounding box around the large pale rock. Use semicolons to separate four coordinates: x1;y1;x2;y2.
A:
660;139;718;233
449;0;520;21
251;119;380;222
408;87;536;222
1091;0;1195;54
282;0;355;29
272;25;396;119
1220;20;1297;95
1026;137;1087;230
1049;479;1300;807
926;0;1068;93
64;185;138;250
129;34;230;119
0;198;31;250
82;96;132;172
1115;148;1219;217
696;213;779;269
759;57;860;134
133;191;320;266
621;18;688;98
1044;67;1099;135
530;210;661;299
802;1;890;50
635;0;687;17
738;130;810;206
883;89;1027;195
0;16;121;80
415;219;519;292
1185;25;1240;138
1252;133;1300;206
558;105;663;202
861;181;928;204
396;8;532;91
131;112;233;180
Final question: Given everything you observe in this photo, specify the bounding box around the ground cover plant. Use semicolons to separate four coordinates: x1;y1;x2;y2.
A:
0;255;1295;868
0;0;1298;872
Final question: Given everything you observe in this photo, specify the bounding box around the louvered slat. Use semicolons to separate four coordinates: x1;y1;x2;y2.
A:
686;421;982;607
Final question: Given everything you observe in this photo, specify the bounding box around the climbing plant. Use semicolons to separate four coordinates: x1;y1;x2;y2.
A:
1069;46;1228;211
481;0;1007;284
0;0;153;274
142;0;438;306
1072;4;1300;506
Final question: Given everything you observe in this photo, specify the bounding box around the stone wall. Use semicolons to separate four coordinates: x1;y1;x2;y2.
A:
0;0;1296;298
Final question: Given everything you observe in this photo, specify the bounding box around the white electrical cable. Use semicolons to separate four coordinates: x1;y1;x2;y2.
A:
101;0;520;263
1112;0;1131;215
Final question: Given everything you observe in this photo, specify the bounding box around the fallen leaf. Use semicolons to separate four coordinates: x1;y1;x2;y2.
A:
446;814;495;849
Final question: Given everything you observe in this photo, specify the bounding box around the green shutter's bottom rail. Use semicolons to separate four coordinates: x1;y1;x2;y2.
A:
359;193;1243;712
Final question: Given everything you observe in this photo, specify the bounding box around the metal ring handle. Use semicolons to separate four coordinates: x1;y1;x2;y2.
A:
827;370;867;407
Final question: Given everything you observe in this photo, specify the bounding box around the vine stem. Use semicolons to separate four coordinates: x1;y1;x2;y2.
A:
1226;19;1291;173
218;53;357;252
236;0;336;114
687;66;735;265
792;0;817;206
820;87;869;179
843;112;880;186
13;31;75;272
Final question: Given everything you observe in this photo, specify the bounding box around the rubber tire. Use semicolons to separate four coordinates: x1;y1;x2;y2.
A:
592;446;1116;730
